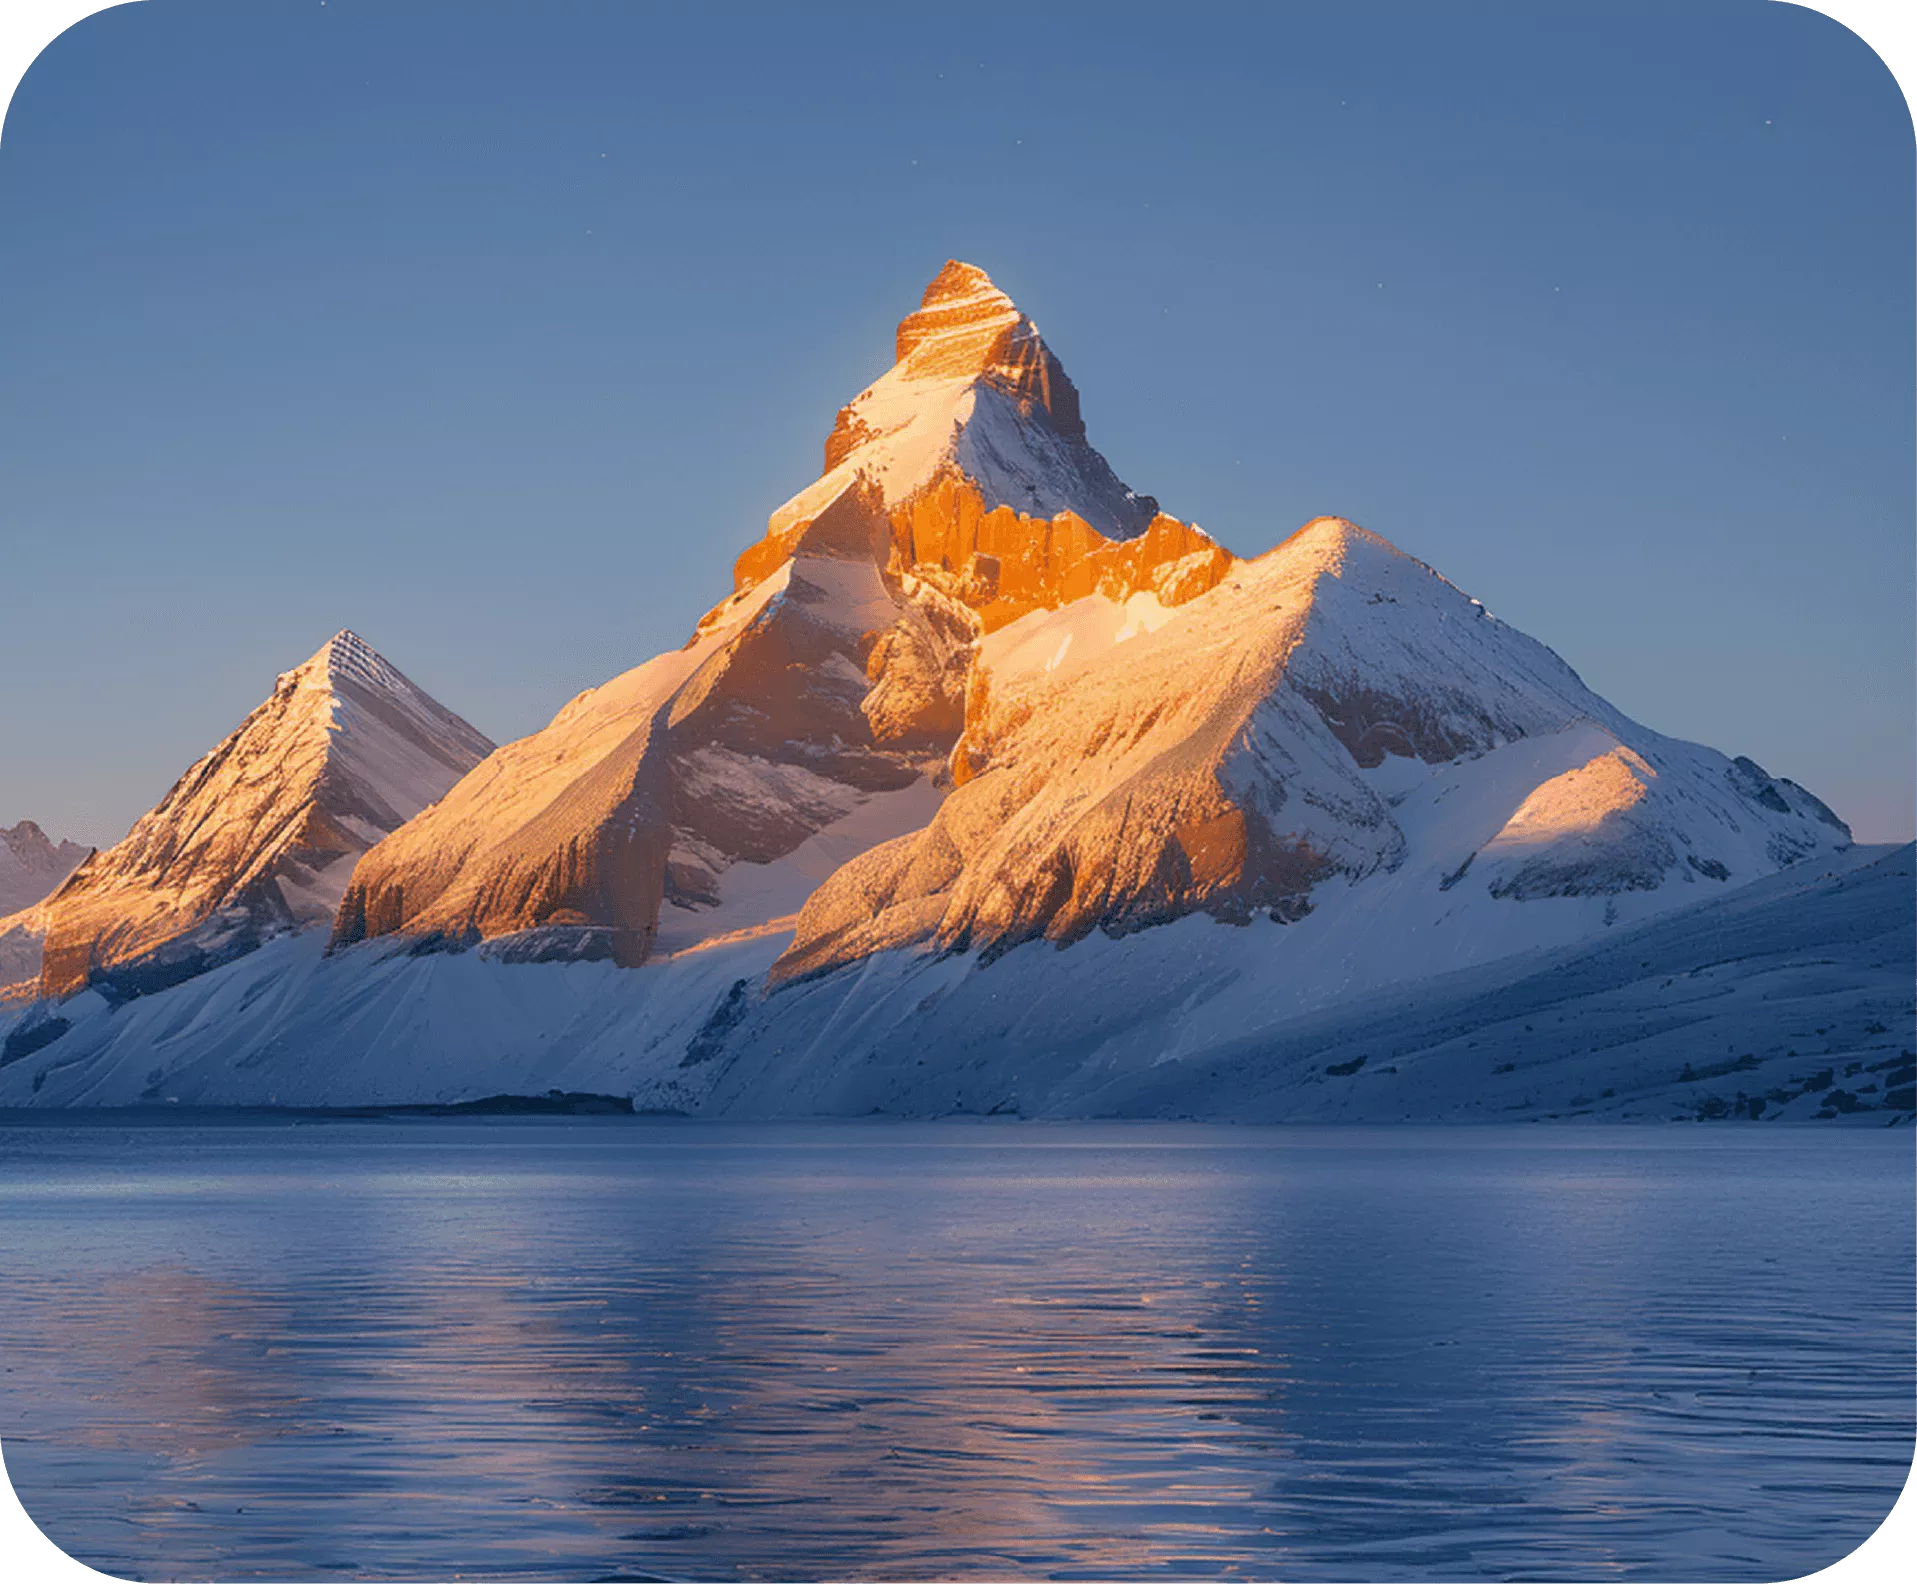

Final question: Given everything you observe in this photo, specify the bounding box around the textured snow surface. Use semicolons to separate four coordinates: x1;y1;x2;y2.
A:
2;845;1903;1122
652;778;944;956
693;847;1913;1124
976;588;1183;686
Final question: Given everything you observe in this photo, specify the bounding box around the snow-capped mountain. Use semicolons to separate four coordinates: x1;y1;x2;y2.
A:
334;263;1234;967
0;820;88;917
0;260;1888;1118
31;632;491;1000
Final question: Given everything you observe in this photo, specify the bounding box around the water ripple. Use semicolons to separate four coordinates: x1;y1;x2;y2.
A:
0;1119;1908;1580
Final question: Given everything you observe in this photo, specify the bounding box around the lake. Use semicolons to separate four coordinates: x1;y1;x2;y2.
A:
0;1118;1909;1581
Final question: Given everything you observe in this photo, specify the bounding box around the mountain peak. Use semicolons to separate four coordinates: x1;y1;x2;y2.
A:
36;632;494;1000
923;258;1002;302
884;260;1079;441
892;260;1028;379
757;261;1164;554
280;629;422;703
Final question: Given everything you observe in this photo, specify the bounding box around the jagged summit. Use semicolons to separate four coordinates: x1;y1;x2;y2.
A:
883;260;1083;438
780;259;1156;540
275;628;494;791
895;263;1018;364
735;261;1229;633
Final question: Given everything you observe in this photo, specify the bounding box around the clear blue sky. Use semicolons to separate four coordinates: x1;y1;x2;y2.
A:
1;0;1910;845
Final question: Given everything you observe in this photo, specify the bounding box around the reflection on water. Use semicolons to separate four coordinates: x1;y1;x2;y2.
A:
0;1120;1909;1580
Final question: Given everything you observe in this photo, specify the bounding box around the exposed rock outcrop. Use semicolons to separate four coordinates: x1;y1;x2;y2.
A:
0;904;51;1005
333;483;948;964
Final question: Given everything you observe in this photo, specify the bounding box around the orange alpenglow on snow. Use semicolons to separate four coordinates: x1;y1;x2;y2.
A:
0;262;1866;1126
729;261;1234;633
328;262;1850;981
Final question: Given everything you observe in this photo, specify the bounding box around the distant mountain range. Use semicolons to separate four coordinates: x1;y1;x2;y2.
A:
0;820;88;918
1;263;1906;1120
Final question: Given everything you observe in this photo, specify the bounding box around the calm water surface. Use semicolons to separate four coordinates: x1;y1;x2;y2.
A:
0;1119;1909;1581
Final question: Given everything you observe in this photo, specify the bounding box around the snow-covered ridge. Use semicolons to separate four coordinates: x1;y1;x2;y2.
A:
775;518;1851;981
4;842;1902;1120
331;484;951;968
30;631;492;1001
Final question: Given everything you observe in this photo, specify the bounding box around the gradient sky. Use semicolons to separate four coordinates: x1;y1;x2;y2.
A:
1;0;1911;846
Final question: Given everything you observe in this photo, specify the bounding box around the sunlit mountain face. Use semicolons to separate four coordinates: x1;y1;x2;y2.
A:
330;259;1844;979
22;631;492;1003
330;261;1237;972
0;263;1890;1126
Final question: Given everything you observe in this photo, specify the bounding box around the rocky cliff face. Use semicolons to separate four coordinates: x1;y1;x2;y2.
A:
0;820;89;917
336;484;958;966
335;263;1227;965
35;632;491;999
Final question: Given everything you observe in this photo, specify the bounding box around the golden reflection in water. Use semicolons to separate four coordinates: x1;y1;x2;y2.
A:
0;1123;1908;1581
